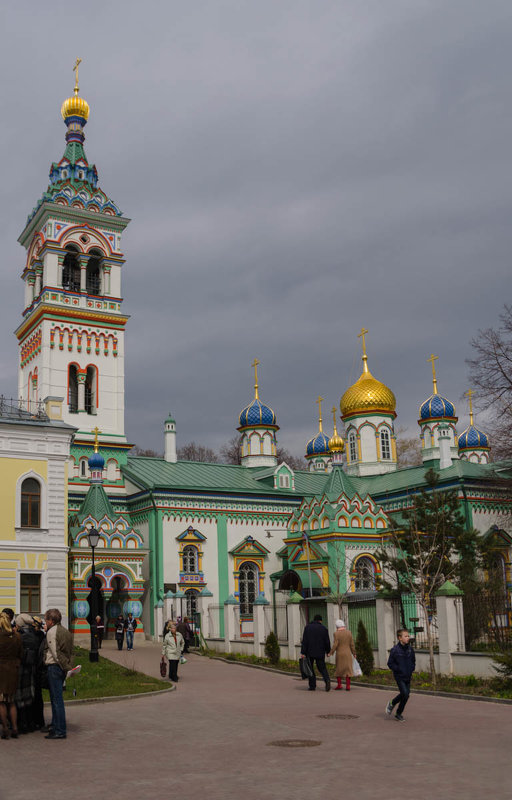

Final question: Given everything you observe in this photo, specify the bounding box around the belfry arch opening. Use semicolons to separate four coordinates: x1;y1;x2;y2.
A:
62;244;81;292
86;249;102;296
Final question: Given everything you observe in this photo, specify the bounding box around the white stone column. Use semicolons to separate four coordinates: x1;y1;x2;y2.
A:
252;601;268;657
77;371;86;412
154;600;164;641
224;598;238;653
80;257;87;293
286;599;303;660
164;592;174;626
436;586;465;675
376;597;396;670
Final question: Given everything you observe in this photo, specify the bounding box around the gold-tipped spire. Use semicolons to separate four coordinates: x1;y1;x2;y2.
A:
316;395;324;432
329;405;345;453
61;57;90;121
252;358;260;400
427;353;439;394
92;426;101;453
465;388;474;426
358;327;369;374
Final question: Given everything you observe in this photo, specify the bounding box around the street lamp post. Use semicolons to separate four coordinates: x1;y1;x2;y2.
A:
302;524;313;599
88;527;100;663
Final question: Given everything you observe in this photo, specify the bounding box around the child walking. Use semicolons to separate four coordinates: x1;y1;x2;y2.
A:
386;628;416;721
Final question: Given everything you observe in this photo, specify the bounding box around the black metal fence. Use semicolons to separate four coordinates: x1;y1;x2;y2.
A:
392;594;438;650
462;592;511;651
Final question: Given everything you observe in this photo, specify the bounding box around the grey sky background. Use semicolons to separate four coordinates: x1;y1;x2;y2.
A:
1;1;510;457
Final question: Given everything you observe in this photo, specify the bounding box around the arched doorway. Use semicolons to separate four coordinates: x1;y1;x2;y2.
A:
278;570;301;592
86;575;104;626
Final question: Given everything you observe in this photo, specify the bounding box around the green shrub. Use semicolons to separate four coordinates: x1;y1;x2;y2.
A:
493;649;512;681
264;631;280;665
355;620;374;676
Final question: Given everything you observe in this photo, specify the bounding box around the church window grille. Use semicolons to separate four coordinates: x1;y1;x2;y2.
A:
182;545;198;573
80;459;88;477
86;250;102;296
354;557;376;591
85;366;97;415
185;589;199;618
21;478;41;528
380;429;391;460
349;433;357;463
68;365;78;412
62;245;81;293
239;561;258;615
279;474;290;488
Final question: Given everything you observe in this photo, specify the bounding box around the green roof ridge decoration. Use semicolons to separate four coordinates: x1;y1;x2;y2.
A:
435;580;463;597
325;466;357;499
253;595;270;605
287;591;303;604
224;594;239;605
79;483;116;521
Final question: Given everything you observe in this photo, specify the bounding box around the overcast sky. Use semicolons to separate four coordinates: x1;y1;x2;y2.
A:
1;1;510;457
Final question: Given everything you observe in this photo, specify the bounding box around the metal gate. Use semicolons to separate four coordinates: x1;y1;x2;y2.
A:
347;597;378;649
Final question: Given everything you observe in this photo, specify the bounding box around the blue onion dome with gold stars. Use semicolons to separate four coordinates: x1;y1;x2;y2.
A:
418;355;457;422
458;391;490;451
306;397;331;456
238;359;278;429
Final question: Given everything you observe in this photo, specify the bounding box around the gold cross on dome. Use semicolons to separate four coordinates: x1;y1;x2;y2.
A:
92;426;101;453
316;396;324;431
427;353;439;393
251;358;260;399
465;388;474;424
358;327;369;356
73;57;82;94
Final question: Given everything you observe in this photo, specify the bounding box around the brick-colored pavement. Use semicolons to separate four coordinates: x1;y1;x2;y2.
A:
2;638;511;800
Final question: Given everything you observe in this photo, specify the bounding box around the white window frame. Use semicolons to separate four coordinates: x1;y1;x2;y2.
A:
15;470;48;531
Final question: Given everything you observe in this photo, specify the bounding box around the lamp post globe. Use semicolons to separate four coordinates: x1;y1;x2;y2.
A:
88;527;100;662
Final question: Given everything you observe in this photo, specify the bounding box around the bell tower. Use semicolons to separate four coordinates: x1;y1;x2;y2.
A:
15;62;130;467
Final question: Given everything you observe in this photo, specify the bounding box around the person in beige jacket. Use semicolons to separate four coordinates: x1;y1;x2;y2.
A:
162;621;184;683
329;619;356;691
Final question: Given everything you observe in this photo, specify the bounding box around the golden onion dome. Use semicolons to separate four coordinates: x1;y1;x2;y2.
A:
61;91;90;121
328;406;345;453
340;355;396;419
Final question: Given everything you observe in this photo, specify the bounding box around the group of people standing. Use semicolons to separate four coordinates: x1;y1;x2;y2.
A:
114;612;138;651
0;607;73;740
301;615;416;720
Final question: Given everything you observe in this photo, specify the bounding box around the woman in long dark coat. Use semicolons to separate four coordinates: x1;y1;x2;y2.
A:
0;611;23;738
14;614;40;733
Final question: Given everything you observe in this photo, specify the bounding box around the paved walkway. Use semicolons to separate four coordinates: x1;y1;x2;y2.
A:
2;639;511;800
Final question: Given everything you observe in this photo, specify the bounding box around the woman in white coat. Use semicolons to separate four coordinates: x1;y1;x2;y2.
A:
162;621;184;683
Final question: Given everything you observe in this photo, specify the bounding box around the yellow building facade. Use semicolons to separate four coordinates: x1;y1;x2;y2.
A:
0;397;75;623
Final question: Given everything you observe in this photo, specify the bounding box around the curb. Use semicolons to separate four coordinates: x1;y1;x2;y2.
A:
48;685;176;707
207;655;512;706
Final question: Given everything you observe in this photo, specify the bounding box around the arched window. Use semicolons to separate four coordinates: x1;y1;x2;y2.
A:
239;561;258;615
68;364;78;412
86;250;102;296
182;545;198;573
21;478;41;528
185;589;199;619
62;245;81;292
354;557;376;591
380;429;391;460
349;433;357;463
85;366;97;414
80;458;88;477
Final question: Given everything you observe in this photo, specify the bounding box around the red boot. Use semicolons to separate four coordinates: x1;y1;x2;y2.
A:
346;677;351;691
334;677;343;690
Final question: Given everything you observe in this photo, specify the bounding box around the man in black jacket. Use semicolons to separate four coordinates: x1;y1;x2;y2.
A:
386;628;416;721
301;614;331;692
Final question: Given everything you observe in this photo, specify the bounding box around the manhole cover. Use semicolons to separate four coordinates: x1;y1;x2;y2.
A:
267;739;322;748
317;713;359;719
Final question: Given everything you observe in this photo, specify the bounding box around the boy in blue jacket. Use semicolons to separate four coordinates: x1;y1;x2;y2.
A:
386;628;416;721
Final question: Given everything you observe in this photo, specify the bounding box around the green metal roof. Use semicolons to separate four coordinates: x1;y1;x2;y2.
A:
79;484;116;521
123;456;329;497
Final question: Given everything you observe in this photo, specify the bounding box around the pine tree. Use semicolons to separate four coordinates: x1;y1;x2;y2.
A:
355;620;374;676
264;631;280;664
